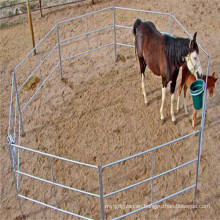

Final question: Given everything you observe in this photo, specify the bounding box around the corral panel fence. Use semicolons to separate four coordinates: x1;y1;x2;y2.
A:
7;7;209;219
0;0;91;20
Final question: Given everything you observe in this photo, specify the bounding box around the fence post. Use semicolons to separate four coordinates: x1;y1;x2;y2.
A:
39;0;43;17
56;24;63;80
98;166;105;220
7;135;24;220
26;0;36;56
193;57;210;208
113;7;117;61
151;151;154;204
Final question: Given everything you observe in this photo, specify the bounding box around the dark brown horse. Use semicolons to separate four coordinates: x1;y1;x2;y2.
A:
133;19;202;123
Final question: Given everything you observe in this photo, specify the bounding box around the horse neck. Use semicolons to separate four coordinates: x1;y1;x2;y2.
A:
163;35;190;68
182;63;196;88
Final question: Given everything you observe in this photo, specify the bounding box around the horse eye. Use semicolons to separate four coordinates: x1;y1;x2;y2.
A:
194;57;197;61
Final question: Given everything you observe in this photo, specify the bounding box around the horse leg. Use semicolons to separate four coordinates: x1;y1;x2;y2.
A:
160;86;166;123
183;85;188;115
170;73;178;123
177;82;183;112
192;108;197;129
138;57;147;104
171;93;176;123
142;73;148;104
177;67;183;112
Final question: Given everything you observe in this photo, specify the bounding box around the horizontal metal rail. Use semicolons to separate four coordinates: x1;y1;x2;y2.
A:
113;184;196;220
58;7;114;25
18;43;58;92
18;194;93;220
115;6;172;16
62;42;114;62
14;25;57;71
171;15;209;57
104;158;197;198
16;170;99;198
116;43;134;48
116;25;132;30
60;25;114;44
11;143;98;169
21;62;59;113
102;130;199;169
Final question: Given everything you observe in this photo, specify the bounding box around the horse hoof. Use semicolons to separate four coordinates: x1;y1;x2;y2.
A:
161;119;165;125
173;120;177;125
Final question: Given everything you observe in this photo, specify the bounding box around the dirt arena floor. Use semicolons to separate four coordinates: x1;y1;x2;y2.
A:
1;0;220;219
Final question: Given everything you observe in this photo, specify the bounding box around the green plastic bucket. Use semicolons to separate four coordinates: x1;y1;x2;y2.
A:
190;79;205;110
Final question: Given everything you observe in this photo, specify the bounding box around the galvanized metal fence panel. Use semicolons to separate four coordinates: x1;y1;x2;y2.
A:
7;7;209;219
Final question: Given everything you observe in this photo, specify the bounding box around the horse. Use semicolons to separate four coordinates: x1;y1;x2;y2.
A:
177;62;218;129
133;19;203;123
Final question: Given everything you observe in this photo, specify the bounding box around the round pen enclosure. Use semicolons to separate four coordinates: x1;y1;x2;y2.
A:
7;7;210;220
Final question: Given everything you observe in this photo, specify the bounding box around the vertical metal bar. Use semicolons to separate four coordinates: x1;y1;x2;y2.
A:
86;17;89;50
151;151;154;204
56;24;63;80
14;95;17;141
98;166;105;220
8;72;14;136
49;159;58;208
170;14;173;35
17;113;21;189
113;7;117;61
193;56;210;207
7;139;24;219
14;73;25;136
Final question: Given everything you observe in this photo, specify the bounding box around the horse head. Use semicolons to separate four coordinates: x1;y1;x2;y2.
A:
185;32;203;79
204;72;218;97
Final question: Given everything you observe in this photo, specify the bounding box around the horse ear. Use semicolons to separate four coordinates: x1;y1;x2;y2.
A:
190;32;198;50
193;32;197;41
212;72;215;76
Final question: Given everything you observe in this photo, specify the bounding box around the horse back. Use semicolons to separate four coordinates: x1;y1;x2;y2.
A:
135;21;164;74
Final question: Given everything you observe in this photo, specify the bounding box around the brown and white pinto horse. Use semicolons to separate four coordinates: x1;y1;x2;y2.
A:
177;62;218;129
133;19;202;123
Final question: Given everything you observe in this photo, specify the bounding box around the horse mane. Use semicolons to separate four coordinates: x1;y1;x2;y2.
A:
163;35;190;68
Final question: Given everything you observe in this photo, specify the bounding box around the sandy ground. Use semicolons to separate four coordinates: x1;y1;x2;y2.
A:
0;0;220;219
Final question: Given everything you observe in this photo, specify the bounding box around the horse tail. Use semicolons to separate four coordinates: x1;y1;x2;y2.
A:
133;18;142;36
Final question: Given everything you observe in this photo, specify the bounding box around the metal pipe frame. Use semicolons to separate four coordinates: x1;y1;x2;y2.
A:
7;7;209;219
11;143;98;169
113;184;196;220
15;170;99;198
18;194;92;220
104;158;197;198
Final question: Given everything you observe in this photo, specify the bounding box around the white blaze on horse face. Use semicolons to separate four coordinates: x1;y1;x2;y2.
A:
185;51;203;79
